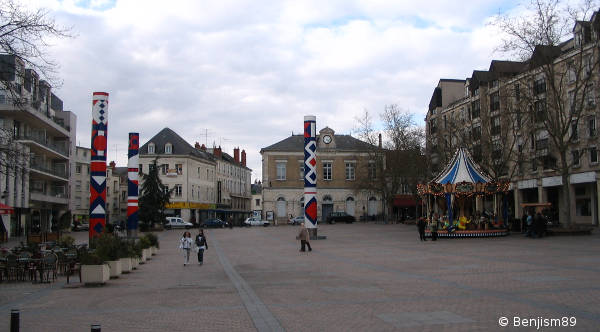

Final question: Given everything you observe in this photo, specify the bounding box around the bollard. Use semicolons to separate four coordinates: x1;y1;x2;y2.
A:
10;309;19;332
91;324;101;332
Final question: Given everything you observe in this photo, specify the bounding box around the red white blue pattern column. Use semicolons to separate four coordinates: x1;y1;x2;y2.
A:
127;132;139;237
89;92;109;239
304;115;317;229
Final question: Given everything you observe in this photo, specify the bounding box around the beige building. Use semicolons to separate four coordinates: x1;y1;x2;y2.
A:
425;13;600;225
261;127;382;224
71;146;90;225
139;128;252;225
0;55;76;242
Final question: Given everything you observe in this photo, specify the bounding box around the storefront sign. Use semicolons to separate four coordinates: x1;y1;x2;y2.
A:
164;202;216;209
570;172;596;184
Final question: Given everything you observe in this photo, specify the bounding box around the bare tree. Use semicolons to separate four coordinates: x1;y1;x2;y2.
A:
493;0;599;226
354;105;427;222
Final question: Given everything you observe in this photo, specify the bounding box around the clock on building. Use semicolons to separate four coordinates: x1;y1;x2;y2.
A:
323;135;332;144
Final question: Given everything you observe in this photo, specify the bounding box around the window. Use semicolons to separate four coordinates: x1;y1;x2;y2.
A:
530;157;537;172
571;121;579;141
572;150;580;167
534;99;546;122
368;161;376;179
191;185;195;198
471;100;480;119
323;162;332;180
472;125;481;141
490;92;500;111
586;84;595;107
490;80;499;88
589;117;596;137
491;116;501;135
176;164;183;175
430;118;437;134
75;165;81;174
276;162;286;180
533;77;546;95
298;161;304;180
139;164;143;174
148;143;155;154
165;143;172;154
121;191;126;202
114;180;118;192
255;198;260;206
345;162;355;181
163;185;169;195
161;164;168;175
174;184;182;197
590;146;598;164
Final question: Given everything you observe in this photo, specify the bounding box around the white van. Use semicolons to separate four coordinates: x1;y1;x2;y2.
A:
164;217;194;229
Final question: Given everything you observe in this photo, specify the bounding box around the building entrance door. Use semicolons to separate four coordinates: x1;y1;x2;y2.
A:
322;204;333;222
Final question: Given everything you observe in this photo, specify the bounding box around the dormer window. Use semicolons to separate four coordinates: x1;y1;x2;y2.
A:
148;143;155;154
165;143;172;154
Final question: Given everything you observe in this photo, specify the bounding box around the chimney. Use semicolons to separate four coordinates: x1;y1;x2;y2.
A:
194;142;201;149
214;146;222;158
109;160;116;170
378;133;382;148
241;149;246;167
200;144;206;151
234;147;240;163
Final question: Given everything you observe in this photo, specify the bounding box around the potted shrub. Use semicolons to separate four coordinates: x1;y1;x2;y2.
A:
57;235;75;249
145;233;159;255
118;239;133;273
139;236;151;263
95;234;122;278
130;241;142;269
80;251;109;285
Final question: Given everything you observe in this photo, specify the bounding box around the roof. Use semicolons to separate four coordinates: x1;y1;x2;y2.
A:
112;166;128;176
488;60;527;75
431;148;491;184
261;134;377;153
140;127;215;162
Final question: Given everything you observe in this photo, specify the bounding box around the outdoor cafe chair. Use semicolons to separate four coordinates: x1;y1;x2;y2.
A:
40;252;58;283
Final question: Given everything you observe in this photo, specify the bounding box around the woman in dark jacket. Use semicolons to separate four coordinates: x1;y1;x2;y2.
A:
195;229;208;265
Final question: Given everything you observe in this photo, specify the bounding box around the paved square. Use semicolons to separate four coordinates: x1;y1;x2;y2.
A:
1;223;599;331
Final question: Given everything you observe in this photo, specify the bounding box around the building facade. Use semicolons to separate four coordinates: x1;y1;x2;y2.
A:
0;55;76;242
71;146;90;225
139;128;252;225
425;13;600;225
261;127;382;224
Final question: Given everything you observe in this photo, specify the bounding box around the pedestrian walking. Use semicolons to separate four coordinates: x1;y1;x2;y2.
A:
430;219;438;241
526;212;533;237
297;223;312;252
417;218;427;241
195;229;208;265
179;231;193;266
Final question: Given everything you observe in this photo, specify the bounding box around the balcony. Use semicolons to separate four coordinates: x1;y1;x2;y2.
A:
0;97;70;135
29;162;68;181
30;190;69;205
16;134;69;158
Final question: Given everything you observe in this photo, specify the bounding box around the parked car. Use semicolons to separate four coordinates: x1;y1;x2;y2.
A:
288;216;304;225
244;217;269;227
72;222;89;231
326;212;355;224
164;217;194;229
203;218;228;228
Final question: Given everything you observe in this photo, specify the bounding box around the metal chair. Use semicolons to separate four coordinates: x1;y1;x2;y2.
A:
40;253;58;283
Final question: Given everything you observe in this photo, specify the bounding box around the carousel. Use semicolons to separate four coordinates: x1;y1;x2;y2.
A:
417;148;511;238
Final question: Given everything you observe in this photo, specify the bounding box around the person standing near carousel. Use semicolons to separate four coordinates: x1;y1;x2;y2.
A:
430;213;439;241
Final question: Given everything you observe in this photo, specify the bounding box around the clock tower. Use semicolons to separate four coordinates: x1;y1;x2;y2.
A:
318;127;336;149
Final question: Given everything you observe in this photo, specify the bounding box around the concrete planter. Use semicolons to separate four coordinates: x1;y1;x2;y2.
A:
151;246;158;255
140;250;147;264
120;257;132;273
107;260;122;278
132;257;139;269
143;248;152;260
81;264;110;285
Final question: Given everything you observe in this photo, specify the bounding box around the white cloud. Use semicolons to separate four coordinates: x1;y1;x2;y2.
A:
33;0;523;179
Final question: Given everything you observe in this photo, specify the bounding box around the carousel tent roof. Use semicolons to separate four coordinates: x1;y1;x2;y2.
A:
432;148;492;184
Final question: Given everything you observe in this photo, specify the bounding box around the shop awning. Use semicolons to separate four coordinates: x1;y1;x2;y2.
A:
0;203;14;215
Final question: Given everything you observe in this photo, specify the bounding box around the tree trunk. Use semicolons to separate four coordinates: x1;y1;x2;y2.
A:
560;152;571;227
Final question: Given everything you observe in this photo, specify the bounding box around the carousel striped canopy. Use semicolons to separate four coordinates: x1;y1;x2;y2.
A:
431;148;491;184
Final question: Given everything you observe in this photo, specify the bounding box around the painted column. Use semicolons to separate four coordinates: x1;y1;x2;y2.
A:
127;132;140;238
303;115;317;236
89;92;109;240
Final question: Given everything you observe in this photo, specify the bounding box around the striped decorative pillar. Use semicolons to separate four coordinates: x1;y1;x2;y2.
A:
127;132;139;238
303;115;318;237
89;92;109;240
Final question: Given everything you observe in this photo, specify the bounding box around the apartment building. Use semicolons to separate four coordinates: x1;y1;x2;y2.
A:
425;12;600;225
139;127;252;225
0;55;76;242
260;127;382;224
71;146;90;225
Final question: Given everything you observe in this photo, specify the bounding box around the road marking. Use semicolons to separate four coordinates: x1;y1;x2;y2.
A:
213;239;284;332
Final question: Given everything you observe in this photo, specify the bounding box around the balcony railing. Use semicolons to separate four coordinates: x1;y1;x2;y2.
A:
29;162;68;179
15;134;69;156
0;96;70;131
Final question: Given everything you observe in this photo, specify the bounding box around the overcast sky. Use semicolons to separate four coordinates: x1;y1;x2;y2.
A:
28;0;522;180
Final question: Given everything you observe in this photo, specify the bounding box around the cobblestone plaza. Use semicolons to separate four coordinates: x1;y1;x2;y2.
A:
1;224;599;331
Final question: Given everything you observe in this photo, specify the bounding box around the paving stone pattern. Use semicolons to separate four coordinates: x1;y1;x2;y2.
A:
1;224;599;331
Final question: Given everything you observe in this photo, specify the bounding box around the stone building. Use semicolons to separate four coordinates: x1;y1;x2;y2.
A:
71;146;90;225
260;127;382;224
425;12;600;225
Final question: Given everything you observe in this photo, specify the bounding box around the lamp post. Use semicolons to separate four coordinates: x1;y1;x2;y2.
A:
362;205;365;222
